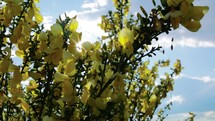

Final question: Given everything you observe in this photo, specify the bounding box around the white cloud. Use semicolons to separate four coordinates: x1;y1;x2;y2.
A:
64;10;78;17
82;2;98;9
183;75;215;83
165;111;215;121
155;36;215;48
79;9;99;14
163;113;190;121
82;0;108;9
177;38;215;48
160;74;183;80
61;10;107;43
96;0;108;7
42;7;107;43
42;16;54;30
203;111;215;119
78;17;107;42
166;95;184;104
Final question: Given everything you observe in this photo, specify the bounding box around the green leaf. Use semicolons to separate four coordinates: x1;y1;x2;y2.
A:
152;0;156;6
160;0;168;8
140;6;148;17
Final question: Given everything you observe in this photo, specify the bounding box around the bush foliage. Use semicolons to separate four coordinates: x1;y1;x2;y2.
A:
0;0;208;120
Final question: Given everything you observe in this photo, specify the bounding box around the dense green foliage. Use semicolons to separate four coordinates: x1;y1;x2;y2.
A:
0;0;208;120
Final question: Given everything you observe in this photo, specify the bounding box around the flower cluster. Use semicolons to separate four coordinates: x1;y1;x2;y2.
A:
161;0;209;31
0;0;207;120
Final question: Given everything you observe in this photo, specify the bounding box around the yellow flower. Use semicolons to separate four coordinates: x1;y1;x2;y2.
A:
51;23;63;36
0;91;8;106
188;6;209;21
49;35;64;49
82;41;92;51
181;20;201;32
118;27;134;47
15;49;25;58
67;18;78;31
17;98;30;112
62;79;75;104
64;59;77;76
170;17;180;29
26;80;38;91
149;94;157;104
81;81;92;104
33;7;43;23
95;98;107;110
123;41;134;57
54;72;69;83
39;31;48;41
167;0;183;7
0;58;10;73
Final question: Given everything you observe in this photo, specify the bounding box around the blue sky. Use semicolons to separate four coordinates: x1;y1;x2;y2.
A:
37;0;215;120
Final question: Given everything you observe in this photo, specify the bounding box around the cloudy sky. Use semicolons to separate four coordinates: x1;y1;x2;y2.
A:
37;0;215;120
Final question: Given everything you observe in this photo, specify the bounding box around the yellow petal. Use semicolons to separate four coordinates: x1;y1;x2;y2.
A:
26;80;38;91
118;27;134;47
149;94;157;103
54;72;69;83
8;64;19;72
56;99;64;108
170;17;180;29
15;49;25;58
167;0;183;6
62;79;75;103
70;31;82;43
13;69;22;83
123;41;134;57
0;58;10;73
51;49;63;65
69;19;78;31
51;23;63;36
10;23;22;43
189;6;209;21
65;59;76;76
183;21;201;32
39;31;48;41
34;0;39;3
93;107;101;116
180;1;189;14
18;98;30;112
154;18;162;31
95;98;107;110
105;69;113;80
62;51;73;62
49;35;63;49
82;41;92;51
81;88;90;104
22;72;29;81
42;116;56;121
81;81;92;104
169;10;182;18
29;72;41;80
34;11;43;24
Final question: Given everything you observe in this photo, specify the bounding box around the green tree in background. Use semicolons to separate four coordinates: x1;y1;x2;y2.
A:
0;0;208;120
